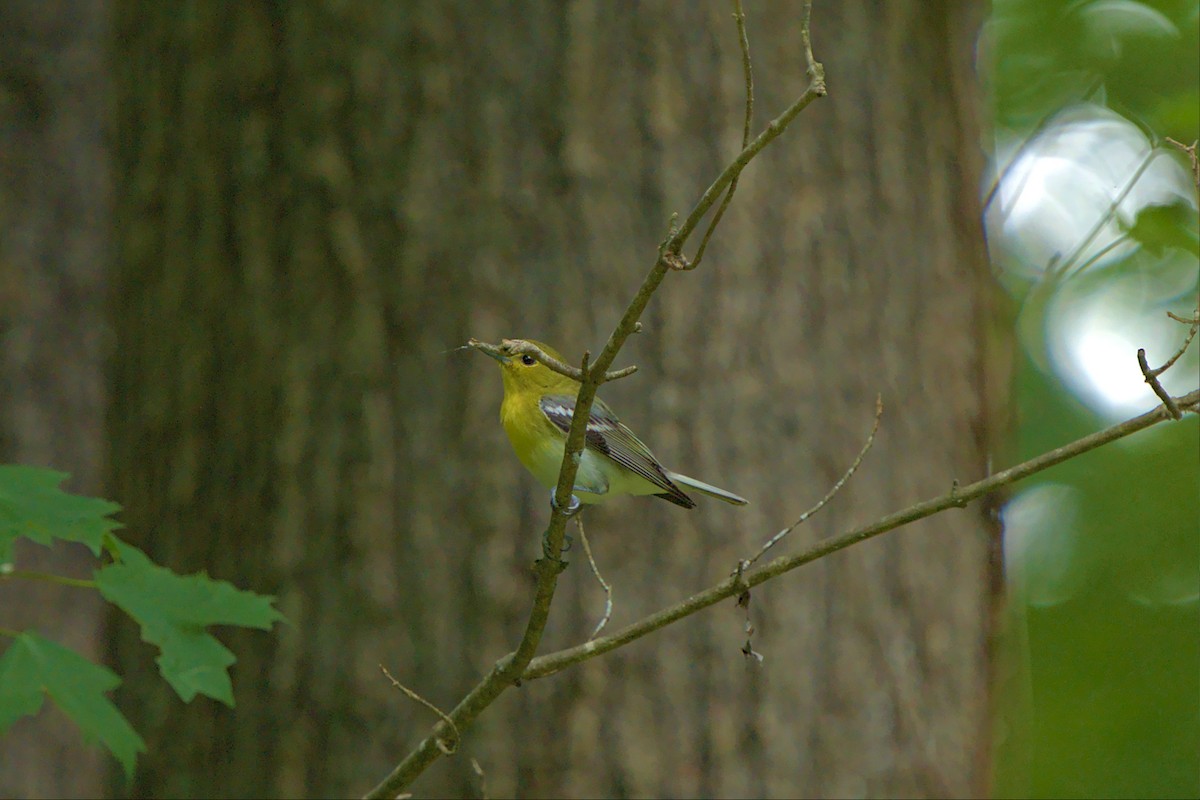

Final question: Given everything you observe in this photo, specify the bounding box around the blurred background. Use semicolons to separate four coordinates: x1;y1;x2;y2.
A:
0;1;1194;798
983;1;1199;797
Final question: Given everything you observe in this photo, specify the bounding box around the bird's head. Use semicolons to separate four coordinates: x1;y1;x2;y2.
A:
471;338;579;393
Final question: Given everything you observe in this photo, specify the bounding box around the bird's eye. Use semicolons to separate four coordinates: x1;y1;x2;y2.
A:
521;354;536;366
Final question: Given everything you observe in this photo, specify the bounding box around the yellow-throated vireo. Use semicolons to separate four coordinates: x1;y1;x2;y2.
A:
475;338;748;510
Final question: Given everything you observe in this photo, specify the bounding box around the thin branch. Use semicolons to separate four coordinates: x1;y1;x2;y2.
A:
521;389;1200;682
799;0;819;79
1138;310;1200;420
741;394;882;568
379;665;459;755
1150;309;1199;374
1164;137;1199;198
470;758;488;800
689;0;755;271
583;2;825;388
664;8;825;260
1138;350;1181;419
576;515;613;641
1056;149;1160;279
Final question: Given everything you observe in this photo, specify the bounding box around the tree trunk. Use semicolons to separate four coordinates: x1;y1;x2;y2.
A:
108;1;996;797
0;1;111;796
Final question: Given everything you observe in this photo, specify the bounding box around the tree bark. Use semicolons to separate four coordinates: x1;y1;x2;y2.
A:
108;1;996;797
0;2;111;796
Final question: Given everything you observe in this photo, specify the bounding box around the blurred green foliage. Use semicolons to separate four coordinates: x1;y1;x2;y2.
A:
987;1;1199;798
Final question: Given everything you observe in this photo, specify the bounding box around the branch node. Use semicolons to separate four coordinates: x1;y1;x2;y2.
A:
663;251;692;271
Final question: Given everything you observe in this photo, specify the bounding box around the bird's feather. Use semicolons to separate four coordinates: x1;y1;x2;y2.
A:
538;394;696;508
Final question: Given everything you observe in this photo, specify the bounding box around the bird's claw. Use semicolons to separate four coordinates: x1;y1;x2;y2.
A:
550;490;582;517
542;491;581;562
541;530;572;562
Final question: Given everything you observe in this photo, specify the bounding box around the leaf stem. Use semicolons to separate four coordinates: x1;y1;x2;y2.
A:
1;569;97;589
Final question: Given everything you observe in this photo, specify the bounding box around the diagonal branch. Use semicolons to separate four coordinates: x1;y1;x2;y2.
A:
688;0;756;272
520;389;1200;681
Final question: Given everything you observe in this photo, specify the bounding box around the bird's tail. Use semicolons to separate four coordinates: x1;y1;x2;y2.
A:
667;471;749;506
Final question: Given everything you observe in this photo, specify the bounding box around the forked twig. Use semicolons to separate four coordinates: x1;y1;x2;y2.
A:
1138;308;1200;420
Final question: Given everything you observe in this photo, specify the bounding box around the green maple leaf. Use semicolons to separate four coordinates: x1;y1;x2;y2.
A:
0;465;122;565
95;542;283;705
0;632;145;778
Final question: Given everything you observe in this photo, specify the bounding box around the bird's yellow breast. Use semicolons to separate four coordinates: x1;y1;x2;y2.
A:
499;390;662;503
500;391;567;488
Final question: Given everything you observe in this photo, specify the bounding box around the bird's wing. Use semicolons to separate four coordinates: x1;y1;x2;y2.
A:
538;394;694;507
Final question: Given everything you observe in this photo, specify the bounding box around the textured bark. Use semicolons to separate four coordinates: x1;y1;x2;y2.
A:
0;1;111;797
109;1;995;797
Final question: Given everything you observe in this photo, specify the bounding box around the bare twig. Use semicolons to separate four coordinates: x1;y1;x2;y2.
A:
731;394;880;661
521;389;1200;682
470;758;488;800
1164;137;1199;197
1138;309;1200;420
1057;150;1160;279
1138;350;1180;419
743;394;883;568
576;515;613;641
379;665;459;755
799;0;819;79
662;4;825;262
689;0;756;271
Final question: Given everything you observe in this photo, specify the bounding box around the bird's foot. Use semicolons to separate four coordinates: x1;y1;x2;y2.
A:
550;490;582;517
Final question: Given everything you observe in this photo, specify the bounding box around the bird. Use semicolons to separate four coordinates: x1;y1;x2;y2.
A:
474;337;748;511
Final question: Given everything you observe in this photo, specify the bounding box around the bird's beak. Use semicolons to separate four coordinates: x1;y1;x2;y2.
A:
467;338;510;364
